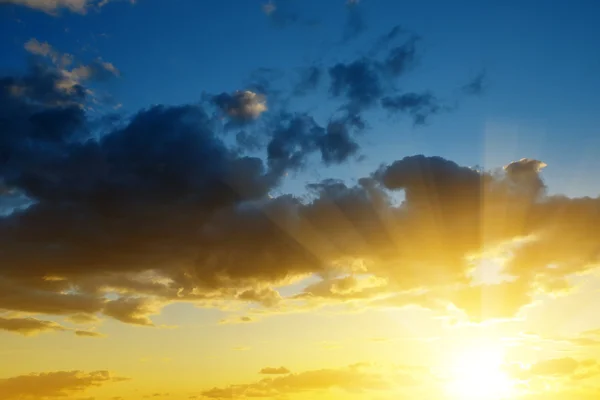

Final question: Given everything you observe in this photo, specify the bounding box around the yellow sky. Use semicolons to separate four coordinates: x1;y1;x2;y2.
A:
3;266;600;400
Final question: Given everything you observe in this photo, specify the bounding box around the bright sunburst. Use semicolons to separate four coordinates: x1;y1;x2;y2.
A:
446;344;514;400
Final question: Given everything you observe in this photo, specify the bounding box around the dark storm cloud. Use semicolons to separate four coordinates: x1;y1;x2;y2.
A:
0;61;287;323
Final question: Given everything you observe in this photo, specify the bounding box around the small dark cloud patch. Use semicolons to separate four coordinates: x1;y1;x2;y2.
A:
330;59;383;111
266;113;362;173
382;35;420;77
462;71;487;96
328;35;420;116
259;366;291;375
381;92;445;125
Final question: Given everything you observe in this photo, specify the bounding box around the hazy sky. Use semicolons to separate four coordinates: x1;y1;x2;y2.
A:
1;1;600;400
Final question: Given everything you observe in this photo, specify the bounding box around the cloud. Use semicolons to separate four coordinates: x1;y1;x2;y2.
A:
259;366;290;375
103;297;162;326
0;370;127;399
74;329;105;338
218;315;256;325
2;0;129;14
202;364;391;398
24;39;73;68
2;26;599;328
212;91;267;125
266;113;361;172
328;35;419;117
0;316;66;336
381;92;445;125
462;71;487;96
0;315;106;337
508;358;600;381
20;38;119;109
70;60;120;81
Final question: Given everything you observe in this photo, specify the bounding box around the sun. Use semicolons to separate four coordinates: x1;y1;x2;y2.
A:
446;344;514;400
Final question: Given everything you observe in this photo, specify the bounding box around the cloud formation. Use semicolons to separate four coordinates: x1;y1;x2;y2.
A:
202;364;392;398
508;357;600;382
0;316;65;336
1;0;127;14
2;23;598;331
213;91;267;125
0;370;127;399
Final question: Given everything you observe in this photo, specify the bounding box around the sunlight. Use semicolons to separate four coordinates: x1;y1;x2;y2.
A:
446;344;514;400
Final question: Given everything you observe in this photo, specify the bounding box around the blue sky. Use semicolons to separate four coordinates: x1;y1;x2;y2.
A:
2;0;599;198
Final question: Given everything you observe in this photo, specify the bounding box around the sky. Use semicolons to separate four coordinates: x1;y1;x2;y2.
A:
1;0;600;399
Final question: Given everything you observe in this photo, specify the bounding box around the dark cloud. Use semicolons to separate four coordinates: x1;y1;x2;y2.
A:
330;59;383;111
2;66;598;326
381;92;445;125
1;32;596;328
266;113;361;172
103;297;160;326
328;35;420;119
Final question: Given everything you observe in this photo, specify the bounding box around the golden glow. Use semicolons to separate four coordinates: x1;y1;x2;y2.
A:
446;344;514;400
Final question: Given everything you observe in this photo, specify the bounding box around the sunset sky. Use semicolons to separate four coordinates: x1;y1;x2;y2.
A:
1;1;600;399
